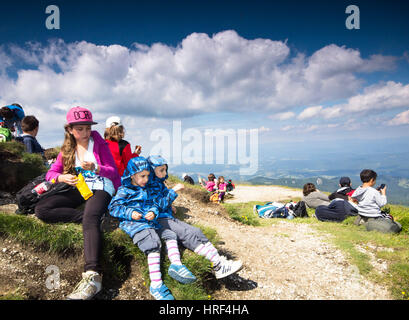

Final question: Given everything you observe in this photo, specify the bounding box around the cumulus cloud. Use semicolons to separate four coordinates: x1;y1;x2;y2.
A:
0;31;401;123
388;109;409;126
295;82;409;121
269;111;295;120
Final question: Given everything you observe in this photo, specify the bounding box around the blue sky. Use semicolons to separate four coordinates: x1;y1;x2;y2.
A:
1;0;409;176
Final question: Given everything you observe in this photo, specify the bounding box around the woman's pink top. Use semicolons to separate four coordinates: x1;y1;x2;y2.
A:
46;131;121;190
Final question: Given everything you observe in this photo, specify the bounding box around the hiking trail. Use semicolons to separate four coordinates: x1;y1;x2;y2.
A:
174;184;391;300
0;184;392;300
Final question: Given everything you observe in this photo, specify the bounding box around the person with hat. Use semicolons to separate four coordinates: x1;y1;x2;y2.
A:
328;176;355;201
104;116;141;177
0;103;25;137
34;106;121;300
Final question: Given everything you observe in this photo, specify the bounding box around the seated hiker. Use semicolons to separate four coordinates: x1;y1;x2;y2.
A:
226;179;235;192
302;182;330;209
315;197;358;222
34;106;121;300
199;173;217;192
351;169;402;234
215;176;227;203
0;103;25;137
15;115;45;156
182;173;194;185
104;116;140;176
109;157;196;300
146;156;243;282
328;177;355;201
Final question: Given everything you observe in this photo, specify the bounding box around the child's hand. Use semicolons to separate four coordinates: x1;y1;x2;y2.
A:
172;206;177;215
172;183;185;193
380;186;387;195
132;211;142;220
145;211;156;221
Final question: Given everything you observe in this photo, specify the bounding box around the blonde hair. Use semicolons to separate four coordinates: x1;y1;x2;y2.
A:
104;124;124;142
61;124;77;175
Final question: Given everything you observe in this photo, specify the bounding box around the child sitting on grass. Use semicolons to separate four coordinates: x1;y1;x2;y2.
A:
108;157;195;300
351;169;402;234
216;176;227;203
16;115;45;156
147;155;243;280
199;173;217;192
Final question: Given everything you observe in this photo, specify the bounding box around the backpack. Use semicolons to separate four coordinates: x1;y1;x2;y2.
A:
291;201;308;218
15;173;74;215
209;192;219;203
0;127;12;142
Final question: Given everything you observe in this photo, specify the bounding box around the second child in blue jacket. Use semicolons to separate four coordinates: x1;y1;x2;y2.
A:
108;157;194;300
147;155;243;280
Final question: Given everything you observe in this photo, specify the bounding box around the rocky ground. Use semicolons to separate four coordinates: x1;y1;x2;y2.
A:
0;186;392;300
173;187;392;300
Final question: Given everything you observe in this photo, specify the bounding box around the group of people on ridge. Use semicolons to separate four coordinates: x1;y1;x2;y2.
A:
302;172;402;234
8;106;242;300
199;173;234;203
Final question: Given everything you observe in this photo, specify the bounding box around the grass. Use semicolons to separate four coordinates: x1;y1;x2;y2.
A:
0;210;220;300
222;200;409;300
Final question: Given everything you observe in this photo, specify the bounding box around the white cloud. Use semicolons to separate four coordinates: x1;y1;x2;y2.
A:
0;31;401;123
297;106;323;120
296;82;409;121
388;109;409;126
269;111;295;120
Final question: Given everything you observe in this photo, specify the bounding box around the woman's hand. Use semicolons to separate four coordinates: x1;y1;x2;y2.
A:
145;211;156;221
172;183;185;193
132;211;142;221
58;174;78;186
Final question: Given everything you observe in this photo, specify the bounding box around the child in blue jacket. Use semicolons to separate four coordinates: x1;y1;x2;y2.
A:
108;156;195;300
147;155;243;280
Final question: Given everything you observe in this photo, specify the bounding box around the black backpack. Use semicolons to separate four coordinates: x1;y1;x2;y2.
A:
15;173;74;215
291;201;309;218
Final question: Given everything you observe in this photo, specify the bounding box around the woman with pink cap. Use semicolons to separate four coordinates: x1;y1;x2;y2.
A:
34;106;120;300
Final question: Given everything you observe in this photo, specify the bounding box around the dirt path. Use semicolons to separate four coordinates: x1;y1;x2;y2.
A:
0;186;392;300
225;185;303;204
175;186;392;300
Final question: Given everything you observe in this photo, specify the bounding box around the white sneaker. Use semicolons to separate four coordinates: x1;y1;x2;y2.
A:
214;258;243;279
66;271;102;300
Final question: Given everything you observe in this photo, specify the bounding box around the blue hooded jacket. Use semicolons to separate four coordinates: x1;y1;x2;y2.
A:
147;155;178;219
108;157;160;238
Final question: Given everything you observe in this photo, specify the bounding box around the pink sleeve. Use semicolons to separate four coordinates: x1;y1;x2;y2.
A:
45;152;64;182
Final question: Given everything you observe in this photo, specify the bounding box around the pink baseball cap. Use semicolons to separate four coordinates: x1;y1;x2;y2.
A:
66;106;98;125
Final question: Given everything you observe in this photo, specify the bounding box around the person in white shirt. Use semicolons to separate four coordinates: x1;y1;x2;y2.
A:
351;169;401;233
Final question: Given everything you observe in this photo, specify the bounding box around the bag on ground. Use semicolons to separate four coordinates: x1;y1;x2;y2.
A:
15;173;74;215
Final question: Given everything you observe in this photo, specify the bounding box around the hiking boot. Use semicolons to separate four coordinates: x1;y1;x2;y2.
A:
150;283;175;300
214;257;243;279
168;264;197;284
66;270;102;300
